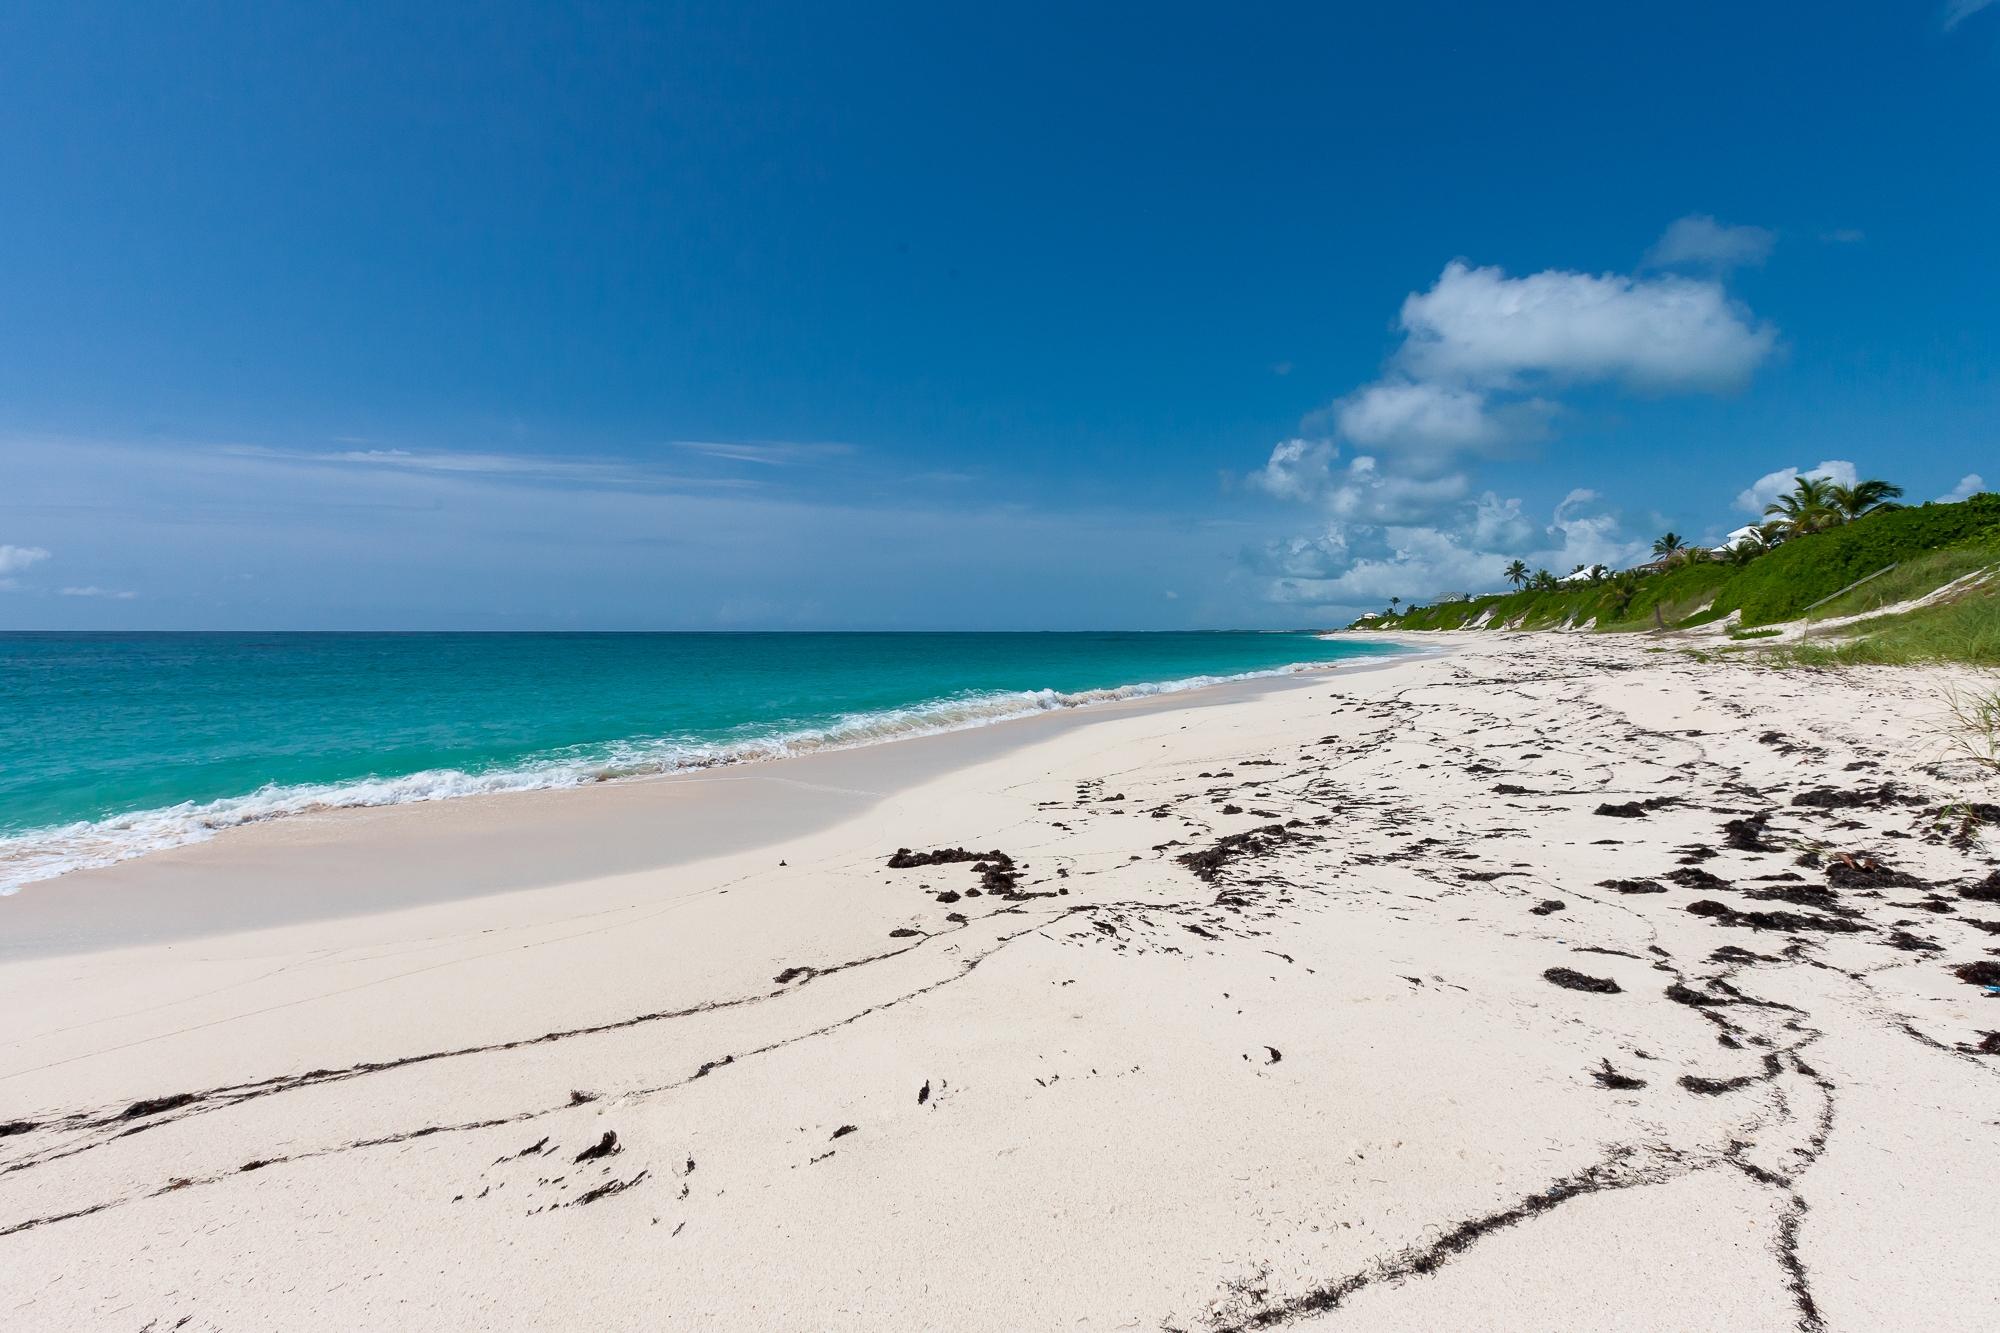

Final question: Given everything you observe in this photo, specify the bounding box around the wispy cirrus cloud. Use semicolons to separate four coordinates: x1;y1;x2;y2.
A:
670;440;856;466
221;444;762;490
60;585;137;599
1642;214;1776;274
1944;0;1994;31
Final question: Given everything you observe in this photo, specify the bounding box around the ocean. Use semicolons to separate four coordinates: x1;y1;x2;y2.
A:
0;631;1403;892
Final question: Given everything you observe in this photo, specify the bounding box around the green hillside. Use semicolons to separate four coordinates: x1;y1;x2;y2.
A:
1360;493;2000;637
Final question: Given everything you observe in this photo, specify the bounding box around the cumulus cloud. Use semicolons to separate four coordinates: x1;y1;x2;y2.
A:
1247;440;1471;523
1734;459;1859;515
1939;473;1985;503
1251;489;1647;607
1396;260;1776;393
1243;228;1778;615
1642;215;1776;273
60;586;138;600
1334;381;1502;453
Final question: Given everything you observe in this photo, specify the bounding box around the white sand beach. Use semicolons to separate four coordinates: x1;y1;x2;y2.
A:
2;637;1996;1331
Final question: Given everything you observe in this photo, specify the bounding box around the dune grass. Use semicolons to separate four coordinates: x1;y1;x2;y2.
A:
1802;545;2000;621
1763;582;2000;667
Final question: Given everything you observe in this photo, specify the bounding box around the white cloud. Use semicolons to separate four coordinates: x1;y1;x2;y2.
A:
60;586;138;600
0;544;51;576
1247;438;1341;503
670;441;855;466
225;445;759;491
1944;0;1994;31
1243;228;1778;615
1642;215;1775;273
1939;473;1985;503
1247;439;1474;523
1332;380;1515;463
1734;459;1858;514
1253;489;1647;607
1396;260;1776;393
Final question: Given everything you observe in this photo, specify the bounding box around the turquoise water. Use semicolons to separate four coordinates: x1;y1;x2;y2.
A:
0;631;1402;891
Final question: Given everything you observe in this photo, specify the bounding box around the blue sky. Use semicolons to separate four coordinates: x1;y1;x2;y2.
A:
2;1;1995;629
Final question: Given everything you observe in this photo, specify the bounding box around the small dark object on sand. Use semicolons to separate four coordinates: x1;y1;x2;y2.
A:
574;1131;620;1164
1599;878;1666;894
1177;823;1314;883
0;1121;35;1138
1792;785;1920;809
574;1170;647;1206
1952;961;2000;988
1959;872;2000;904
1543;967;1621;994
1530;900;1565;916
119;1092;197;1121
1594;802;1648;818
1825;854;1925;890
1592;1060;1646;1090
831;1124;858;1140
1722;813;1781;853
1686;899;1867;933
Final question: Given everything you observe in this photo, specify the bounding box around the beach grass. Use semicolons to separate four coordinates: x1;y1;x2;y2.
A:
1761;583;2000;667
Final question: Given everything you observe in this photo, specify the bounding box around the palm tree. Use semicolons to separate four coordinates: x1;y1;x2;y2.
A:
1827;478;1904;522
1607;569;1642;614
1724;535;1764;567
1503;559;1530;590
1763;476;1840;539
1530;569;1558;591
1586;564;1608;584
1652;532;1689;562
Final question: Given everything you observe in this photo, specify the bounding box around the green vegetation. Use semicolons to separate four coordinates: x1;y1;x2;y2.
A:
1797;544;1999;621
1357;490;2000;650
1759;584;2000;668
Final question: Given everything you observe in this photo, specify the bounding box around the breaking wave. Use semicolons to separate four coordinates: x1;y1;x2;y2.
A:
0;661;1337;893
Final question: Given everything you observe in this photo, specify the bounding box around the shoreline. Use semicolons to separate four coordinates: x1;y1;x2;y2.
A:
0;644;1430;960
3;632;1992;1330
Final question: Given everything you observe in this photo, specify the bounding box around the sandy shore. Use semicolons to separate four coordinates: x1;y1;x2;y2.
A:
2;635;1996;1330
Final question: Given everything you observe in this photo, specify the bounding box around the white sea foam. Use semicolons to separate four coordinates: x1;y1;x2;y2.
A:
0;662;1345;894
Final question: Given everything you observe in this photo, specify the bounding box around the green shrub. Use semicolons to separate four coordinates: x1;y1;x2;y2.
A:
1361;494;2000;637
